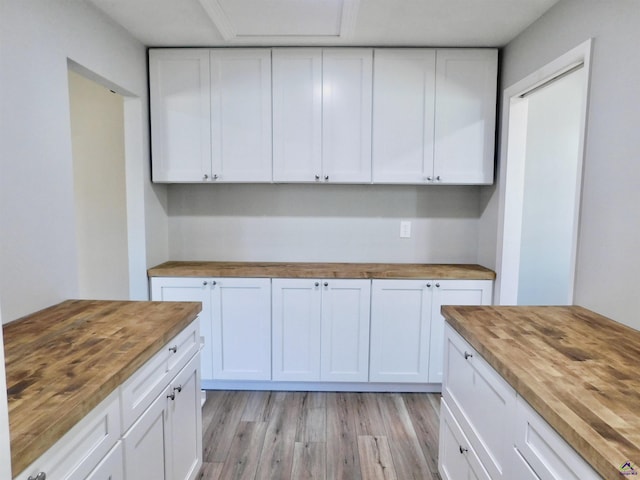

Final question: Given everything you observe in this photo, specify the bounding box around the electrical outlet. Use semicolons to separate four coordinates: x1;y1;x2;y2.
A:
400;221;411;238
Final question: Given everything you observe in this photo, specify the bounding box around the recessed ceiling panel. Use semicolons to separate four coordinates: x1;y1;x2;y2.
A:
217;0;345;37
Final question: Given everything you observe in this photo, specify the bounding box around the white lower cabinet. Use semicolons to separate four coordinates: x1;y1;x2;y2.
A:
440;324;600;480
85;442;124;480
150;277;271;382
272;279;370;382
370;279;492;383
123;354;202;480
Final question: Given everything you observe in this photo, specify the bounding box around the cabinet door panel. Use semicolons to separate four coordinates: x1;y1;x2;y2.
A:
322;49;372;183
373;49;436;183
429;280;492;383
272;49;323;182
149;49;211;183
123;386;170;480
434;49;497;184
272;279;322;381
210;49;272;182
150;277;214;382
320;280;371;382
169;355;203;480
370;280;431;382
211;278;271;380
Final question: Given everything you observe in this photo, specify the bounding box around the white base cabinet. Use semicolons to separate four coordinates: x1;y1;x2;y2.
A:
123;354;201;480
272;279;371;382
370;279;492;383
150;277;271;382
440;324;600;480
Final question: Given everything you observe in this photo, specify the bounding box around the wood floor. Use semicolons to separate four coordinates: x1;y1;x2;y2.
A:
198;390;443;480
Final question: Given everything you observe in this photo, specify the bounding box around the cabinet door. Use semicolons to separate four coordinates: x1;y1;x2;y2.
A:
272;49;323;182
210;49;272;182
320;279;371;382
149;49;211;183
428;280;492;383
370;280;432;383
322;49;373;183
443;325;515;480
439;400;492;480
434;49;497;184
150;277;214;382
85;442;124;480
272;279;322;381
122;386;170;480
168;355;203;480
211;278;271;380
372;49;436;183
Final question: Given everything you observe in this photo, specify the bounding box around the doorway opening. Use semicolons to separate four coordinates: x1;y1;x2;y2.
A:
495;40;592;305
68;69;130;299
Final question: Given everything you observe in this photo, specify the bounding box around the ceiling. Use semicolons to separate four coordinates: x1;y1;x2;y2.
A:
89;0;560;48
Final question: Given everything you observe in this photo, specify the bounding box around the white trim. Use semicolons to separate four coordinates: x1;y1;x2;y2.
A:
495;39;593;305
197;0;236;41
339;0;361;39
201;379;442;393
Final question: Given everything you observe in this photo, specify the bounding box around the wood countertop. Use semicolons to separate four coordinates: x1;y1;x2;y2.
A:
3;299;202;476
147;261;496;280
441;305;640;479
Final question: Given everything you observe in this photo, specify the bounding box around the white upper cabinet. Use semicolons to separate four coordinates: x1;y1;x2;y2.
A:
150;49;211;183
434;49;497;184
210;49;272;182
372;49;436;183
322;49;373;183
149;48;495;185
272;48;323;182
273;48;373;183
373;48;497;185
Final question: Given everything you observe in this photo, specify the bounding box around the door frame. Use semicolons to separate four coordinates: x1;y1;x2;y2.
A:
494;39;593;305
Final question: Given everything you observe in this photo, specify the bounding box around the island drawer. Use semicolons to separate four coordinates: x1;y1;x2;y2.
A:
120;319;199;431
442;324;516;479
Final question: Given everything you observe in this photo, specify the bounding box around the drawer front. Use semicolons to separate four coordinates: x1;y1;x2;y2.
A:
167;319;199;374
515;396;600;480
439;399;491;480
15;391;121;480
120;320;199;432
443;324;515;479
511;447;541;480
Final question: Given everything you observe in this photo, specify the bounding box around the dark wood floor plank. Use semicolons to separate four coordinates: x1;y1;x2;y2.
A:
377;394;435;480
291;441;326;480
403;393;442;478
203;391;249;463
255;392;304;480
358;435;398;480
326;392;362;480
218;421;268;480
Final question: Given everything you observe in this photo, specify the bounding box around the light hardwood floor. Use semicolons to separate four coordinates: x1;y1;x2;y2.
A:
198;391;443;480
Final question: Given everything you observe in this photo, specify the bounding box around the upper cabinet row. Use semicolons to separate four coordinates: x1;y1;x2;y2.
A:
149;48;497;185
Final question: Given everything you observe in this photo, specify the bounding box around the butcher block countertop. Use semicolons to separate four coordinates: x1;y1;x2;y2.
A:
441;305;640;479
3;299;202;476
148;261;496;280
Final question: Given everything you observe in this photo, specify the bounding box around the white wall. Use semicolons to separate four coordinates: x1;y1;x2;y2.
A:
69;70;130;300
0;0;168;323
485;0;640;328
168;184;481;263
